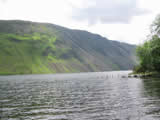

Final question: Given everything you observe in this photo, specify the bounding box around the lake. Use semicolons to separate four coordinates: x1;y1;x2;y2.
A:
0;71;160;120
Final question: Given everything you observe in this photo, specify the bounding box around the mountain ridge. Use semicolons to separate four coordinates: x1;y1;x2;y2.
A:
0;19;136;45
0;20;137;74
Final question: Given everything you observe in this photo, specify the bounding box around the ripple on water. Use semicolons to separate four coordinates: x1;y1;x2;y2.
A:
0;71;160;120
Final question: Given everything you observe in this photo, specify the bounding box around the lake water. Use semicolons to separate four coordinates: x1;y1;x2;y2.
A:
0;71;160;120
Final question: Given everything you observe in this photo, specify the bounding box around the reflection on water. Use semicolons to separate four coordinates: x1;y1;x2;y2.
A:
143;78;160;98
0;71;160;120
142;78;160;118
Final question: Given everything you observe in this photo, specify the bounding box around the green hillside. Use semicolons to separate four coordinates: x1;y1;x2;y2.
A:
0;20;137;74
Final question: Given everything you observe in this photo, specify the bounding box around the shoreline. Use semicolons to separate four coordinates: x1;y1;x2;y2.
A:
0;70;131;76
129;72;160;78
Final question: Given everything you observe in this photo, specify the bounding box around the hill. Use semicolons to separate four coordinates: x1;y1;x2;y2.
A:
0;20;137;74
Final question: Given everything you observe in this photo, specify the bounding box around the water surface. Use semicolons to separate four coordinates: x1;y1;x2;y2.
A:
0;71;160;120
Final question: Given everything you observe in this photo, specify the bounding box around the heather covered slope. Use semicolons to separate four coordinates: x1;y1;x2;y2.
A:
0;20;136;74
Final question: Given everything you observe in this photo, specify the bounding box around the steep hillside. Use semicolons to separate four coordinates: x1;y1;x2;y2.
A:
0;20;136;74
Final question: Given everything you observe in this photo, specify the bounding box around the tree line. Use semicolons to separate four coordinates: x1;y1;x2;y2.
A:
134;14;160;73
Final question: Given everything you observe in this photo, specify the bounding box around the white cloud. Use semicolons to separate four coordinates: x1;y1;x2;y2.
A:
72;0;149;25
0;0;7;3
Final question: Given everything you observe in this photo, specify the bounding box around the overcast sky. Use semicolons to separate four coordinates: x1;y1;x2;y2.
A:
0;0;160;44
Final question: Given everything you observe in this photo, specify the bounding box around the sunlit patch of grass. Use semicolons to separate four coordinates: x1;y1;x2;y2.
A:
0;32;82;74
0;33;58;74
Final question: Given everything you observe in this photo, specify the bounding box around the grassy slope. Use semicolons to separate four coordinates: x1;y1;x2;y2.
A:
0;33;53;74
0;32;90;74
0;22;95;74
0;20;137;74
0;33;86;74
